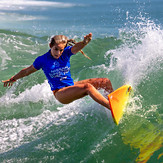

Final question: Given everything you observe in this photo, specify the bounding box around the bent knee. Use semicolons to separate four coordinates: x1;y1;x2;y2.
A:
83;83;95;94
84;83;93;90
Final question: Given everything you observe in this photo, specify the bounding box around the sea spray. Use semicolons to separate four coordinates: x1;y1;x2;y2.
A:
105;16;163;88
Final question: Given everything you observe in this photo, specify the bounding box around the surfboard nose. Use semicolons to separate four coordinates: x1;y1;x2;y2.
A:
108;84;132;125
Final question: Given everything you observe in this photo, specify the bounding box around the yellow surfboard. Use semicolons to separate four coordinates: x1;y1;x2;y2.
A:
108;84;132;125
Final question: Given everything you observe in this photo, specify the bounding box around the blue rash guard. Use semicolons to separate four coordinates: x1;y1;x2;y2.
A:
33;46;74;91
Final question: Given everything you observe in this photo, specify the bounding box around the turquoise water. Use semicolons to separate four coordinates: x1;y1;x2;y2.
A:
0;0;163;162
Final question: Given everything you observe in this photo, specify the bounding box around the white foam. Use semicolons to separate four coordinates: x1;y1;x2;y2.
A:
0;47;11;71
0;100;84;153
0;80;56;105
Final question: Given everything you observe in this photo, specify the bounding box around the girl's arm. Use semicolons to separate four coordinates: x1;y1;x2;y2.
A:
2;65;38;87
71;33;92;54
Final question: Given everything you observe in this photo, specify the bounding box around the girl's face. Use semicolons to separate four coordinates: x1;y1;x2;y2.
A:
50;43;66;59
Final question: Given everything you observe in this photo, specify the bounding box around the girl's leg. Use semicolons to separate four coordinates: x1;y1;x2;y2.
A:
75;78;113;93
54;78;113;110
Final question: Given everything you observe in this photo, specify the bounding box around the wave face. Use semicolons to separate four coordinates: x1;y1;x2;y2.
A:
0;0;163;162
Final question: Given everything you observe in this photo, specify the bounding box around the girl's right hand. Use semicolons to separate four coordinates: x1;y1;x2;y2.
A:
83;33;92;45
2;78;16;87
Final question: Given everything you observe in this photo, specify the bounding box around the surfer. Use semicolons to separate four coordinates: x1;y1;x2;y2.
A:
2;33;113;110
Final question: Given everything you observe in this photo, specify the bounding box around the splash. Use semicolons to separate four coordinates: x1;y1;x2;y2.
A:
105;15;163;87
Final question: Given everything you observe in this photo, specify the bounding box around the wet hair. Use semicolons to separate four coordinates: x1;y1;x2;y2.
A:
49;35;91;60
49;35;76;48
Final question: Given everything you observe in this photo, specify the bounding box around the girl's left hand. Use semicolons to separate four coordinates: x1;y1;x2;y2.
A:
83;33;92;45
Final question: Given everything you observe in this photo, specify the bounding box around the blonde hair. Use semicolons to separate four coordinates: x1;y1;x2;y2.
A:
50;35;91;60
50;35;68;47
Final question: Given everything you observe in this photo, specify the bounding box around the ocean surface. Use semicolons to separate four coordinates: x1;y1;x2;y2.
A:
0;0;163;162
